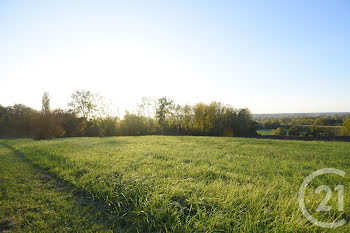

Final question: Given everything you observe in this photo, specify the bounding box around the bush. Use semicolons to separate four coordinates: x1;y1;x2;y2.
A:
85;121;104;137
0;104;36;137
31;113;65;140
288;126;308;136
288;126;299;136
310;125;339;137
101;117;119;136
60;111;86;137
272;127;287;136
310;125;321;137
341;117;350;136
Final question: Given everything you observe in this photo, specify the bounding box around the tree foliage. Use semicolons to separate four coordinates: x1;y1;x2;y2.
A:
342;117;350;136
68;90;98;120
272;127;287;136
41;92;50;114
0;92;259;139
156;97;174;134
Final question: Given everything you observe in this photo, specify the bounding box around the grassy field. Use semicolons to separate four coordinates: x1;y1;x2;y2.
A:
1;136;350;232
0;141;121;232
257;129;274;135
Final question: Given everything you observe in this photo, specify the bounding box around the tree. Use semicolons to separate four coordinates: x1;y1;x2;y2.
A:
68;90;98;120
137;97;156;118
0;104;36;137
58;110;86;137
289;126;302;136
272;127;287;136
237;108;254;136
84;121;104;137
32;94;65;140
193;103;207;134
171;104;183;135
1;91;263;139
181;105;194;134
341;117;350;136
156;97;174;134
31;111;65;140
261;118;280;129
310;125;321;137
100;116;119;136
41;92;50;114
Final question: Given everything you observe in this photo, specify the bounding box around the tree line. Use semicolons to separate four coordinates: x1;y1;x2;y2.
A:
0;90;258;139
261;116;350;137
258;115;348;129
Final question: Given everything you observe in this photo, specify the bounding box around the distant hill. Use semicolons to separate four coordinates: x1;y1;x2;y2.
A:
253;112;350;120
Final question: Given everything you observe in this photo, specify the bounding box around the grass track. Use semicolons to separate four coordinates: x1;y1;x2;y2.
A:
1;136;350;232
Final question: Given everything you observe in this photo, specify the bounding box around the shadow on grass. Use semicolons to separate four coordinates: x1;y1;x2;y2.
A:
0;141;138;232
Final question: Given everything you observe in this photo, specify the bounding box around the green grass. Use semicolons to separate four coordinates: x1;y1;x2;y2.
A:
257;129;274;135
257;129;291;136
0;141;126;232
1;136;350;232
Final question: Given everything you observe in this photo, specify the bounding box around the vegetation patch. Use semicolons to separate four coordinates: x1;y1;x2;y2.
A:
2;136;350;232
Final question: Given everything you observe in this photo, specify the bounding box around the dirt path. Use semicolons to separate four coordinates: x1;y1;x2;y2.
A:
0;142;121;232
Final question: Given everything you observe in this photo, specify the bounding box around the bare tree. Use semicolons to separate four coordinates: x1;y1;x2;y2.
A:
137;97;156;118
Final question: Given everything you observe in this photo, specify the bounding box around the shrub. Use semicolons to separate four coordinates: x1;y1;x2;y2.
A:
31;112;65;140
85;121;104;137
60;111;86;137
288;126;299;136
288;126;307;136
341;117;350;136
272;127;287;136
101;117;119;136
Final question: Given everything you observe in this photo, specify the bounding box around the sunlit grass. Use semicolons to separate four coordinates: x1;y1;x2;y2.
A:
3;136;350;232
0;141;123;232
257;129;274;135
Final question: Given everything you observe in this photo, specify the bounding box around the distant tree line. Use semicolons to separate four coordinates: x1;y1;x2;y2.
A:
258;115;350;137
258;115;347;129
0;90;258;139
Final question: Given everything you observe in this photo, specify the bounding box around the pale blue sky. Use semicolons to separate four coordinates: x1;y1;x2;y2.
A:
1;0;349;114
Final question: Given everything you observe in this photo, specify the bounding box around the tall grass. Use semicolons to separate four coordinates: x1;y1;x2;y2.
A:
5;136;350;232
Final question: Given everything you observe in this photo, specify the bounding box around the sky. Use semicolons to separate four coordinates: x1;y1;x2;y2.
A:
0;0;349;114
